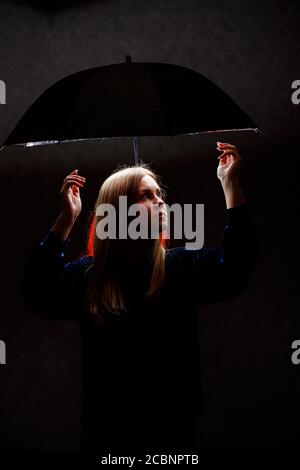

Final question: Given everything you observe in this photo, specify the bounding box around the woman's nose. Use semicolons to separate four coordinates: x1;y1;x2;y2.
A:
154;194;164;204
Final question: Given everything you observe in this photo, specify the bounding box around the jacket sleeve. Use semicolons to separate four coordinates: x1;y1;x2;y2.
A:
21;229;90;321
182;204;260;305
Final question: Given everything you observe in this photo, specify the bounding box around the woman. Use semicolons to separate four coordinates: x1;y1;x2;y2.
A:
21;142;260;454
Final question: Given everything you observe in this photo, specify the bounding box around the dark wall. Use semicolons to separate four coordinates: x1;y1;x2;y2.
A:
0;0;299;451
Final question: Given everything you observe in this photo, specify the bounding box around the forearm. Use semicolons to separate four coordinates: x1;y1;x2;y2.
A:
220;177;246;209
50;213;76;241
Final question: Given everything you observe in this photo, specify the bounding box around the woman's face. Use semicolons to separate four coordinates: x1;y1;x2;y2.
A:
136;175;167;234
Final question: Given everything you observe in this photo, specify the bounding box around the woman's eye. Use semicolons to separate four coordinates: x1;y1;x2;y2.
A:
139;192;162;201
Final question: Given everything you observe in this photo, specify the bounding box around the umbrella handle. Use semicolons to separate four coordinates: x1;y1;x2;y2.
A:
133;136;139;164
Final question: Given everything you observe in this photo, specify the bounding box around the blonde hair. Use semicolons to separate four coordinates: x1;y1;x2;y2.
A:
84;163;168;325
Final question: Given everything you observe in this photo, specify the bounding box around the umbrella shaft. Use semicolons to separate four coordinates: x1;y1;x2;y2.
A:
133;136;139;164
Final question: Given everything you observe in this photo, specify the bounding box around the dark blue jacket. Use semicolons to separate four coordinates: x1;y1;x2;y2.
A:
21;204;260;453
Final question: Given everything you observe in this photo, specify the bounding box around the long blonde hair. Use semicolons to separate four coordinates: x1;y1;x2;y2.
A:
83;163;168;325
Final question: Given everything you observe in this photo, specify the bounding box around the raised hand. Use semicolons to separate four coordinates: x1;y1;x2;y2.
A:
216;142;242;182
59;169;86;224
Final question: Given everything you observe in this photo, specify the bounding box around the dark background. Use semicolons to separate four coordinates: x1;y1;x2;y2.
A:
0;0;299;450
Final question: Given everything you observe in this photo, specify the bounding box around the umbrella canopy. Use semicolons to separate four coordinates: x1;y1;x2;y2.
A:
1;56;260;162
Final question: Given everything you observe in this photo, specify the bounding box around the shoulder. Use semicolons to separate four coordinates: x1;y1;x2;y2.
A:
165;246;218;272
165;247;186;264
166;246;206;267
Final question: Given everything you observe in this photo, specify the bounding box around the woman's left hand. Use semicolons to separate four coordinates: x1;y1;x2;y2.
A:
216;142;242;182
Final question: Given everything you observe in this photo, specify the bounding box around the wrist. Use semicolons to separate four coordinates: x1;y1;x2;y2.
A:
59;211;77;227
51;213;77;241
220;176;240;189
220;178;246;209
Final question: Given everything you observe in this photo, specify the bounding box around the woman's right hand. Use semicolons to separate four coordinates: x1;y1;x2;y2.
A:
59;169;86;224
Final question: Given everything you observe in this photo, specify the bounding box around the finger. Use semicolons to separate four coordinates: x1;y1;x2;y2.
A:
217;145;237;153
67;179;85;187
63;182;85;191
65;173;85;180
72;184;80;195
64;175;86;183
217;146;239;155
217;142;237;149
61;180;85;192
217;149;241;159
217;156;229;161
217;150;238;157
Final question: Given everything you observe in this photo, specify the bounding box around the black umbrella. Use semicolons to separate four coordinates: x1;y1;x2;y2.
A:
1;56;260;163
